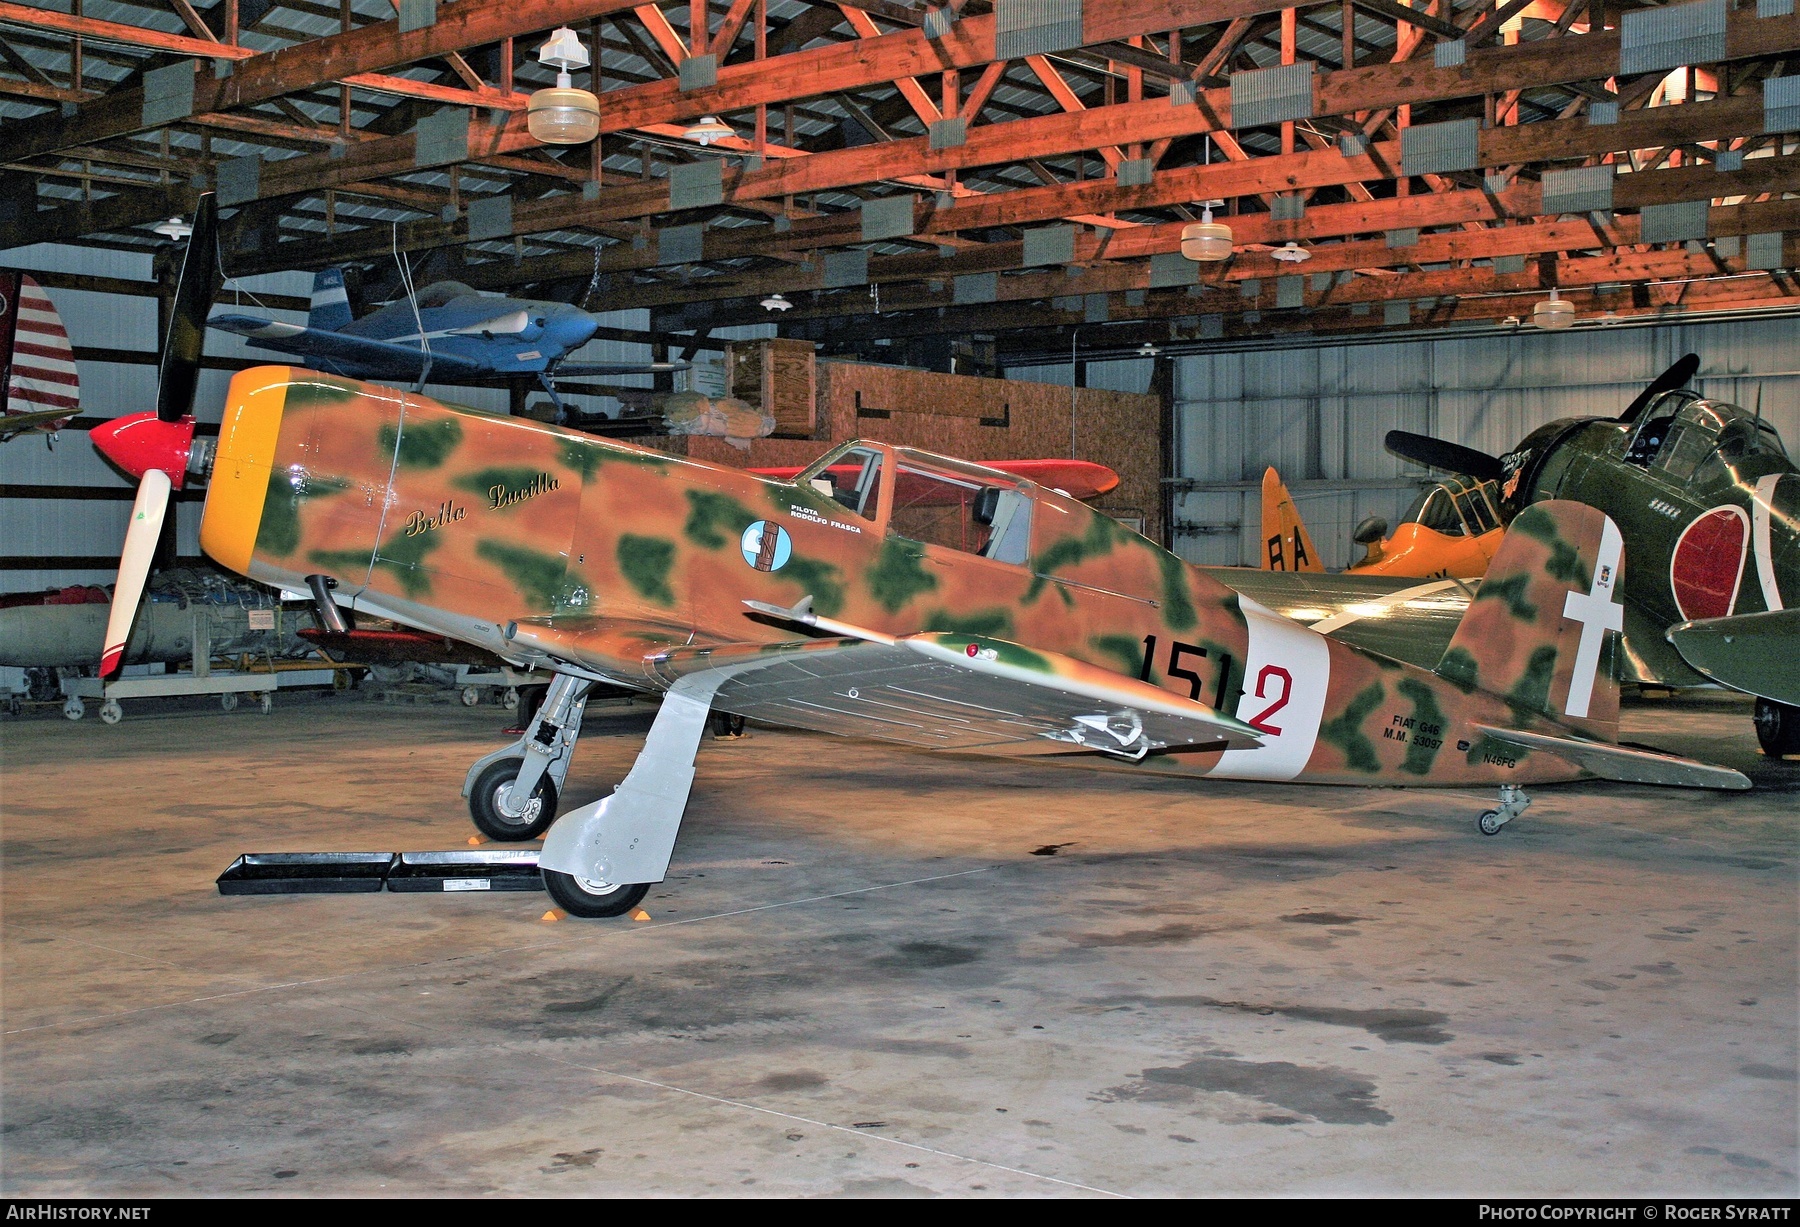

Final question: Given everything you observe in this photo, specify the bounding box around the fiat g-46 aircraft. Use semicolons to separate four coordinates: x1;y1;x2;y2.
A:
87;197;1750;918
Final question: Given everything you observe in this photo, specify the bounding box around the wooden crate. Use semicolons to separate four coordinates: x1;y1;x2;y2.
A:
726;338;817;438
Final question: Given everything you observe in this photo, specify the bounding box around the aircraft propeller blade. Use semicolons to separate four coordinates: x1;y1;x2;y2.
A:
100;469;171;678
154;193;218;424
1617;353;1699;424
1384;430;1506;482
95;191;217;675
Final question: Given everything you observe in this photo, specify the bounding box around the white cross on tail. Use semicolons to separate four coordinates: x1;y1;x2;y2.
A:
1561;517;1624;719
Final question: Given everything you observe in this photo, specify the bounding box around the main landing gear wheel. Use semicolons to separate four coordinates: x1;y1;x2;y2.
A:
710;711;746;738
542;871;649;919
468;756;559;841
1753;698;1800;757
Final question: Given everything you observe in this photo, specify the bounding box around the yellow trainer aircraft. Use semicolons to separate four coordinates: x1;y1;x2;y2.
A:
1260;467;1504;580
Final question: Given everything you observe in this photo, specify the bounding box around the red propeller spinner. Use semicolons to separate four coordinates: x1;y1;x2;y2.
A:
90;412;197;487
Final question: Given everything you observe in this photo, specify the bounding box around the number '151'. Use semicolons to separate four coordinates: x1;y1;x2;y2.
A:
1140;635;1290;735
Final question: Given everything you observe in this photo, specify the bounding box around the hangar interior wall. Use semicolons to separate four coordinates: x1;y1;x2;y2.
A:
1170;320;1800;569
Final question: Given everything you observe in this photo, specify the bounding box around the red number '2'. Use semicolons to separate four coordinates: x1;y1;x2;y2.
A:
1246;665;1292;735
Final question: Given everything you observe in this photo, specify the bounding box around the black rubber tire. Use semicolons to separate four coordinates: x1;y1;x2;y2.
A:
468;756;559;841
710;710;746;738
1753;698;1800;757
1477;809;1505;836
542;871;650;918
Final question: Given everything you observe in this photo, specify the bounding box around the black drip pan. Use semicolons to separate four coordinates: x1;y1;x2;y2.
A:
384;849;544;893
217;852;396;895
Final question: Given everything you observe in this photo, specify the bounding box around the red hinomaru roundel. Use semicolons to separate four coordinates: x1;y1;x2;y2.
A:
1670;505;1750;621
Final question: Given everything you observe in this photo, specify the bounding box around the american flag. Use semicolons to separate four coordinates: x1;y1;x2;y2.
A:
1;272;80;434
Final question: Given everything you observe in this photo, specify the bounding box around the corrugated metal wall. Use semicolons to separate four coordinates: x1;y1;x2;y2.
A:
1172;319;1800;568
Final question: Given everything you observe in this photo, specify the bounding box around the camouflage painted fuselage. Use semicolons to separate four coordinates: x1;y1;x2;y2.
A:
203;367;1619;789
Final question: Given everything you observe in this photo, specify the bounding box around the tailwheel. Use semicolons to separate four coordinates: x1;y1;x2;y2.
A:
1477;783;1530;836
542;871;649;919
468;756;559;841
1753;698;1800;758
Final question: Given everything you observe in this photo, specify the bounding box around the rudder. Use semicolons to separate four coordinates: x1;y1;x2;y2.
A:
1259;467;1322;572
1435;500;1623;741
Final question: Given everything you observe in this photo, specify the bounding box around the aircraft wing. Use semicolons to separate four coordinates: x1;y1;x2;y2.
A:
1202;568;1475;670
749;458;1121;502
1665;608;1800;706
1473;725;1750;790
1;407;80;439
209;315;485;380
552;359;691;377
636;602;1263;758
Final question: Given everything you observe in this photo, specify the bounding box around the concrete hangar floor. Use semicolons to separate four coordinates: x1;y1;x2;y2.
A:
1;691;1794;1198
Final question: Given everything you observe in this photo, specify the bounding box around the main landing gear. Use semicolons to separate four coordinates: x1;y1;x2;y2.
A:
462;673;593;841
1753;698;1800;758
1477;784;1531;836
538;671;737;919
459;671;733;918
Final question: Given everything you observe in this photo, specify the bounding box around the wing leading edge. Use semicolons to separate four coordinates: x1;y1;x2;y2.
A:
639;604;1264;760
210;315;485;379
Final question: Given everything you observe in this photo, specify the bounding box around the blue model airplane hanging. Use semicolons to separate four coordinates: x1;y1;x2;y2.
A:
209;268;684;414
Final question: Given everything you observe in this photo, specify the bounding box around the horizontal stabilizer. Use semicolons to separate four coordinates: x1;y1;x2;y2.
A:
1473;724;1749;791
1666;608;1800;707
210;315;308;340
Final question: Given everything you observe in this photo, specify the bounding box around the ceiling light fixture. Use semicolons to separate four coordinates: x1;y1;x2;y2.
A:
527;27;600;145
1269;241;1311;263
1180;201;1233;262
1533;288;1575;330
685;115;734;146
152;216;192;241
761;293;793;312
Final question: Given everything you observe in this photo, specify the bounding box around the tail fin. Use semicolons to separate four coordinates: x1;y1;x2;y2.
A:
1259;467;1322;572
308;268;352;332
1436;501;1623;741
